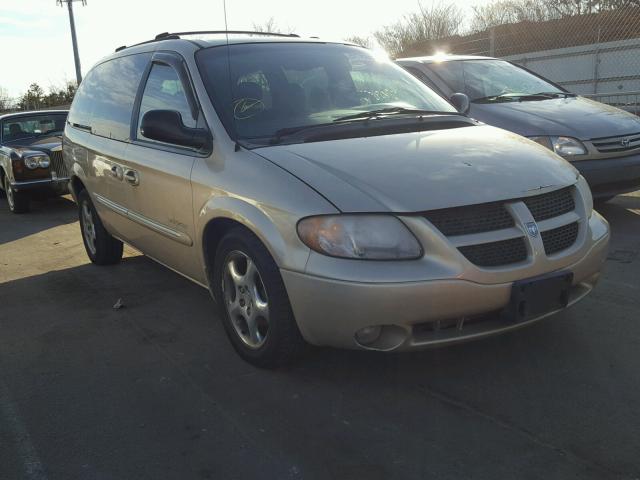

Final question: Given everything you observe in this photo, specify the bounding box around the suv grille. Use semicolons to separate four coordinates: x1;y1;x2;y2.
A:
592;132;640;154
458;237;528;267
49;151;69;178
523;187;574;221
423;202;513;236
541;222;579;255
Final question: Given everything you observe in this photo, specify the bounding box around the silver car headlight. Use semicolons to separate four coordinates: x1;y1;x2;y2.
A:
297;215;423;260
23;153;50;169
528;136;587;157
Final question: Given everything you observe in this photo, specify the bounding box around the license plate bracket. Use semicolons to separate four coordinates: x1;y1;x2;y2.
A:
505;271;573;322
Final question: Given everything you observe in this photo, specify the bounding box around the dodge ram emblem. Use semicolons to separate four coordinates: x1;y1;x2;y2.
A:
525;222;539;237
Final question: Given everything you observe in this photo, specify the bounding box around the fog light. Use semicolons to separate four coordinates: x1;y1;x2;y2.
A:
355;325;382;346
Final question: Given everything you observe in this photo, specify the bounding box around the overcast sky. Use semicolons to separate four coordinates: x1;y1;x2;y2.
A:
0;0;490;98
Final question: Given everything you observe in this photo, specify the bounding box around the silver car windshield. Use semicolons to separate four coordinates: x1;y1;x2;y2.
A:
196;43;457;143
426;59;564;101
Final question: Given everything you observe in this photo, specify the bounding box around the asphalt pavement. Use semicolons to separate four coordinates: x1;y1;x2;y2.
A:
1;192;639;480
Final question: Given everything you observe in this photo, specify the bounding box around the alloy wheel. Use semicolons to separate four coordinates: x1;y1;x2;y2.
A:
222;250;270;349
5;178;14;210
81;201;97;255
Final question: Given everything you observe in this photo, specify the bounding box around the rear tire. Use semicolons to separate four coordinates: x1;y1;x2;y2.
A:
4;176;30;214
78;189;123;265
212;226;306;368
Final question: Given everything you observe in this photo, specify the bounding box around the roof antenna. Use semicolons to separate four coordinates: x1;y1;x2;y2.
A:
222;0;241;152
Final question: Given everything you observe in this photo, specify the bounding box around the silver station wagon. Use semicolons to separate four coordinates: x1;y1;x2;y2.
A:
63;32;610;367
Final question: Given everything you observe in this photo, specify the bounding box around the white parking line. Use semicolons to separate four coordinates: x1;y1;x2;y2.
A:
0;380;47;480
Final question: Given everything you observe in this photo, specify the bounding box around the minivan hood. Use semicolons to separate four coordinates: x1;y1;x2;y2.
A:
470;96;640;139
254;125;578;212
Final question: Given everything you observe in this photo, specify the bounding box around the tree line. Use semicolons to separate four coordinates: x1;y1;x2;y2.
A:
0;82;77;113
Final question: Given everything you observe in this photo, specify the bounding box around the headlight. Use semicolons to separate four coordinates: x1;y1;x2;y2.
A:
297;215;423;260
22;153;50;169
552;136;587;157
528;136;587;157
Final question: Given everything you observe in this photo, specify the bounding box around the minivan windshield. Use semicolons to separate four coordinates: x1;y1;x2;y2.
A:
426;59;564;102
196;43;458;145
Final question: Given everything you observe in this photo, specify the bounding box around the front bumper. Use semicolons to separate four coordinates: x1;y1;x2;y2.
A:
282;213;609;351
573;153;640;198
10;177;70;194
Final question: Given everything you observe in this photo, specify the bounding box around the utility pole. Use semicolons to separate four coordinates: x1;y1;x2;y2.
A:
57;0;86;85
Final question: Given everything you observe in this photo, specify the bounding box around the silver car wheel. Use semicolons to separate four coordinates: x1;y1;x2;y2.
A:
5;178;14;210
222;250;270;349
81;201;97;255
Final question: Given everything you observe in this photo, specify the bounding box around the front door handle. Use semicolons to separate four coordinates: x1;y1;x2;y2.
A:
123;169;139;186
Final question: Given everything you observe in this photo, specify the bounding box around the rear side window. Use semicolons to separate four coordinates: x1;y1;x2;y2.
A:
67;68;97;129
68;53;150;141
137;63;197;143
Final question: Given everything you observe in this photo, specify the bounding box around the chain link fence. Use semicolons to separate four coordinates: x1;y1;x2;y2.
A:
402;6;640;114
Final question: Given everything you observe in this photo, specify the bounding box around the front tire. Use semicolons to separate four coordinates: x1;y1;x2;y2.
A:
4;176;30;213
78;189;123;265
212;226;305;368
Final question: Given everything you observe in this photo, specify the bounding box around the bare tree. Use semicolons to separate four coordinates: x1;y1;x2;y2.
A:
471;0;640;31
344;35;373;48
471;0;553;32
252;17;292;34
0;87;12;112
373;3;462;57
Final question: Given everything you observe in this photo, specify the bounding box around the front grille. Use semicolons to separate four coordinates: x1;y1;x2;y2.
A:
523;187;574;221
541;222;579;255
458;237;528;267
592;132;640;154
423;202;514;236
49;151;69;178
423;186;578;268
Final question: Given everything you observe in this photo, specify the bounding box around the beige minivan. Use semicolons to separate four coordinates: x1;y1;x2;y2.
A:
63;32;609;367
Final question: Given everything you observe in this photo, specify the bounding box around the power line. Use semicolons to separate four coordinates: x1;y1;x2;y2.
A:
57;0;86;85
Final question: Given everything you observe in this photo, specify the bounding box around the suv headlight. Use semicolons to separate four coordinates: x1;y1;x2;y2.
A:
22;153;50;169
528;136;587;157
297;215;423;260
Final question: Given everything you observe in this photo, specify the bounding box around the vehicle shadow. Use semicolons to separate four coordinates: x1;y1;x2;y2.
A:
0;194;77;245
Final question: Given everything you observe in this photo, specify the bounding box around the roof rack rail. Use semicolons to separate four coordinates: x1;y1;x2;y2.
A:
158;30;300;39
116;30;300;53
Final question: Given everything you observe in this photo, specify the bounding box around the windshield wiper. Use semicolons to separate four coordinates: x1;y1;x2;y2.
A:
268;109;466;145
333;107;461;122
474;92;576;103
269;123;337;145
531;91;577;98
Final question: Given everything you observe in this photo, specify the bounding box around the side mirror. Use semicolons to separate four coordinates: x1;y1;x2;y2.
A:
449;93;470;115
140;110;211;150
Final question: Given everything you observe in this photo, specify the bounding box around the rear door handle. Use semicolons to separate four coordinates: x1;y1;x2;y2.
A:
123;169;139;186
